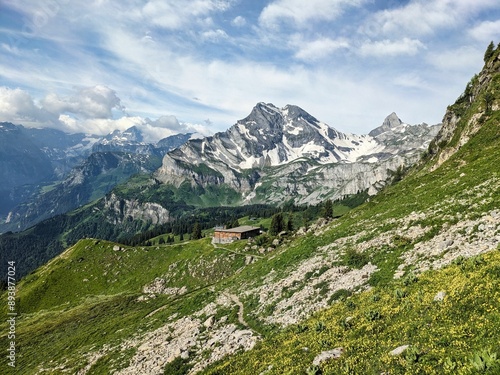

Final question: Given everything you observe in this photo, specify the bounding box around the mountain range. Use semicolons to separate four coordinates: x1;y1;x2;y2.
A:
0;125;192;232
0;102;440;280
156;104;440;204
0;103;438;235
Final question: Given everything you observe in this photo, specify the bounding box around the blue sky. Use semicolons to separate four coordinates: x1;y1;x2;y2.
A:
0;0;499;140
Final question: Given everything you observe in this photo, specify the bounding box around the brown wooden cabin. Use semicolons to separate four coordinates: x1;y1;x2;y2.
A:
212;225;261;244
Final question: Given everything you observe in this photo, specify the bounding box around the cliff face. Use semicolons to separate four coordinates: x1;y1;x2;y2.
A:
103;193;171;225
429;45;500;170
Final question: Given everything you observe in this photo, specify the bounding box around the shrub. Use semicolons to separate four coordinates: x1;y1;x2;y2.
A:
340;318;353;330
163;356;192;375
394;288;407;299
328;289;352;304
343;248;370;269
469;350;500;373
405;346;421;364
365;310;382;321
296;324;308;333
315;321;326;332
403;272;418;286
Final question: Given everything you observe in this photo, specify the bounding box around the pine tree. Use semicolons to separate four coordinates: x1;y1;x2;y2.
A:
159;237;165;245
322;199;333;219
287;213;294;231
192;222;202;240
179;233;184;241
269;213;284;236
484;41;495;62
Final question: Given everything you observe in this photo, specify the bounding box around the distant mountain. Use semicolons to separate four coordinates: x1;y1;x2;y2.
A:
0;152;162;233
0;122;99;214
156;103;441;204
0;125;192;232
92;126;192;155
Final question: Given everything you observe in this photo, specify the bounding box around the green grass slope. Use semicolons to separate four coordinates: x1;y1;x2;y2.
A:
203;250;500;375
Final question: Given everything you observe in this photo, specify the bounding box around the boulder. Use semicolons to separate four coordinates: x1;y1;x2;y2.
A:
389;345;409;356
312;348;344;365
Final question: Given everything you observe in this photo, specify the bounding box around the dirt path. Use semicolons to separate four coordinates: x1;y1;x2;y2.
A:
225;292;249;328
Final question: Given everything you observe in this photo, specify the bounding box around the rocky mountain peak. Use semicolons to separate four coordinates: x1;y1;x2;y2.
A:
240;103;283;131
368;112;403;137
104;126;143;143
283;104;319;124
122;126;143;142
383;112;402;127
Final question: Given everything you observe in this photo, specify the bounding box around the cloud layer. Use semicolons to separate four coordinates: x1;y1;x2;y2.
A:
0;85;207;141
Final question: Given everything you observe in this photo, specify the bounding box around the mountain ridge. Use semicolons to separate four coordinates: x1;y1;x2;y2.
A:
156;104;440;204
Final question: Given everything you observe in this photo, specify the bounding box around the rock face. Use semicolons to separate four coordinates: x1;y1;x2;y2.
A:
155;104;440;205
103;193;171;225
313;348;344;365
368;112;402;137
428;49;500;169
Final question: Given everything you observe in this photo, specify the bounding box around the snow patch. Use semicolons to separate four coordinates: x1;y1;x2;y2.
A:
237;124;258;141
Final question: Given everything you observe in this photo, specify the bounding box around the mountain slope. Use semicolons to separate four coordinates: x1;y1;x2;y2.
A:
156;104;439;204
1;45;499;375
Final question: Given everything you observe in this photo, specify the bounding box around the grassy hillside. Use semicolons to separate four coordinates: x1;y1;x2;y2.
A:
203;250;500;374
0;45;499;375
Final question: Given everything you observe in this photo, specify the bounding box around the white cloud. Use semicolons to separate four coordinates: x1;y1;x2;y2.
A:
0;86;208;141
359;38;425;57
1;0;495;138
392;73;427;89
427;46;483;73
0;86;55;125
41;85;123;119
141;0;232;29
259;0;366;29
362;0;499;37
469;20;500;42
60;114;210;142
201;29;229;42
231;15;246;27
290;35;349;61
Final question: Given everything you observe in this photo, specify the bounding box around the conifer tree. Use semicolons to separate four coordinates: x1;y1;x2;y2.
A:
287;213;294;231
231;219;240;228
484;41;495;62
322;199;333;219
269;213;284;236
192;222;202;240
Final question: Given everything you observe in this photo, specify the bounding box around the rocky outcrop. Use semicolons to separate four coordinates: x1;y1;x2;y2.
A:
429;46;500;169
103;193;171;225
116;294;259;375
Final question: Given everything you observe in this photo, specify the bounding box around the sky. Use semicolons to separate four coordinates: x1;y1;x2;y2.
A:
0;0;499;141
